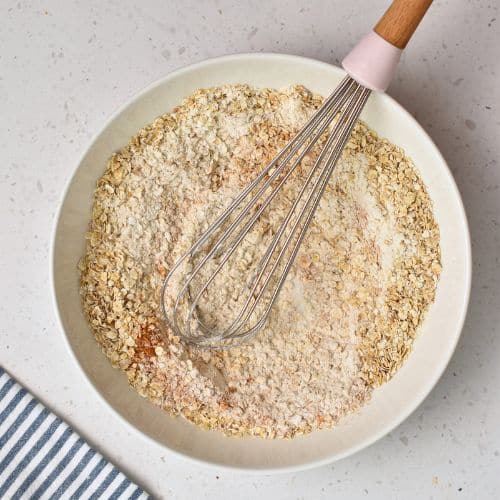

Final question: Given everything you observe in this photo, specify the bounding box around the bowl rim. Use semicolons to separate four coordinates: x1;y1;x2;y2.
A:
50;52;472;474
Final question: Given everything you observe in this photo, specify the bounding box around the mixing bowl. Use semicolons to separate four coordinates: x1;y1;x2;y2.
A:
52;53;471;472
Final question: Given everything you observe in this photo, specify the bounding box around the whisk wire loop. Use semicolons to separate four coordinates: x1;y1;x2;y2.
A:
161;76;371;348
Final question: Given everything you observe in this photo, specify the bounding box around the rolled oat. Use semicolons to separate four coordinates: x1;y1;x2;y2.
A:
79;84;441;438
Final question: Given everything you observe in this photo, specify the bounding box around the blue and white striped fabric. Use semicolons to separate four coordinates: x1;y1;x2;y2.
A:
0;367;151;499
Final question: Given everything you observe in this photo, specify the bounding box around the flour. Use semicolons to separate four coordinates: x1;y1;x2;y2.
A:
79;84;441;437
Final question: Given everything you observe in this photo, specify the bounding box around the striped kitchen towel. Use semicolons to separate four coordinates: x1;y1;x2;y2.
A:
0;367;152;499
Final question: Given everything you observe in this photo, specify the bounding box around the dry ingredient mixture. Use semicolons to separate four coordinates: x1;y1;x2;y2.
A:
79;84;441;438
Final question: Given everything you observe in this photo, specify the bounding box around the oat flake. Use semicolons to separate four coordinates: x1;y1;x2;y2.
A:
79;84;441;438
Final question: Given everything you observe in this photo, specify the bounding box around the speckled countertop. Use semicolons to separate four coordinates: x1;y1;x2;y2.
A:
1;1;499;498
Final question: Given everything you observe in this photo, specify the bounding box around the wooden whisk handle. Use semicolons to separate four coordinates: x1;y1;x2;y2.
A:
374;0;433;49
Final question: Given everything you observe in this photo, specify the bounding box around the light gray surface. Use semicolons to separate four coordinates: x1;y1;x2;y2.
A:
0;0;498;498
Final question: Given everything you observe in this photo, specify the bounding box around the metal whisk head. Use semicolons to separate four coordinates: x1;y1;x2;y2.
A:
161;76;370;348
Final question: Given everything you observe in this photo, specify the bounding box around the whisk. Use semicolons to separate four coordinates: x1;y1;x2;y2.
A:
161;0;433;348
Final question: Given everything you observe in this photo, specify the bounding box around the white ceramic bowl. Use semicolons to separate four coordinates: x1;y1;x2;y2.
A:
52;53;471;472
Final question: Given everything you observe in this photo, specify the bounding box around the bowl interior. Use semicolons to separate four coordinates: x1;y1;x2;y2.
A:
52;54;470;471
